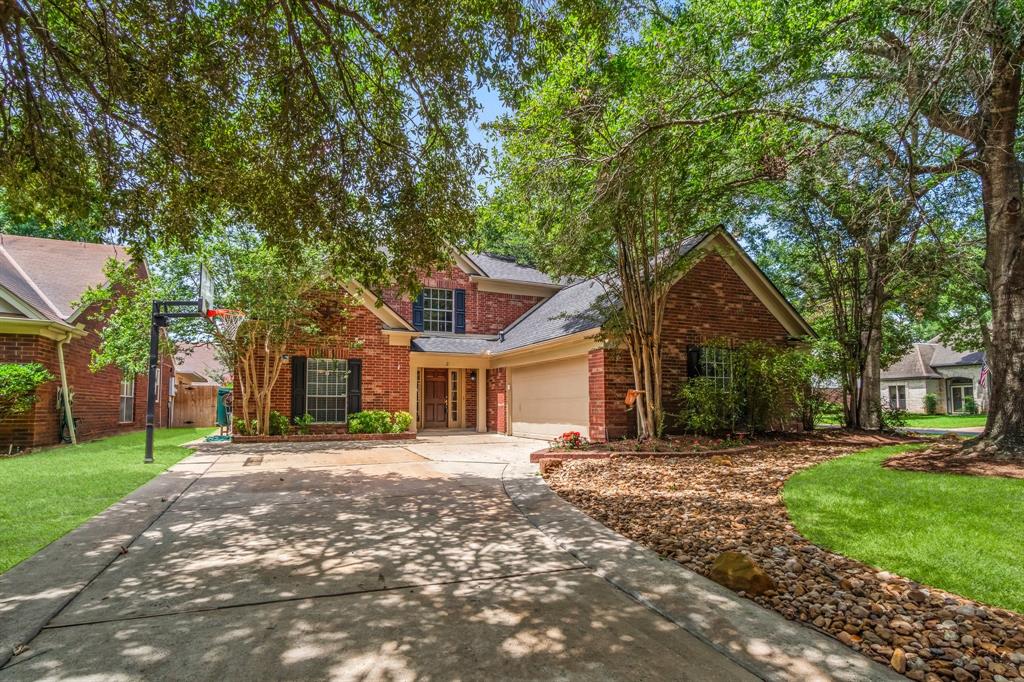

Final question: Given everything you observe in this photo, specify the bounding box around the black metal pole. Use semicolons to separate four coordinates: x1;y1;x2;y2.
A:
144;303;164;464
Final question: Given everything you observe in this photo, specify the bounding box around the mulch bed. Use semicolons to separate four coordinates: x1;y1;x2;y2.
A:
545;443;1024;681
885;439;1024;480
231;431;414;443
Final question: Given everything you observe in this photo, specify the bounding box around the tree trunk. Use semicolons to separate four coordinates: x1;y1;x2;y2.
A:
854;278;885;430
977;46;1024;455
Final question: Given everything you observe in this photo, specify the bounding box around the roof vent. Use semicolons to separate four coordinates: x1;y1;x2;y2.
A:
498;331;506;342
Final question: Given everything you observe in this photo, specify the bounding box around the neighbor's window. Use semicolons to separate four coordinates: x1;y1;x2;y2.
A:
701;347;734;389
422;288;455;332
306;359;348;423
888;384;907;410
119;375;135;423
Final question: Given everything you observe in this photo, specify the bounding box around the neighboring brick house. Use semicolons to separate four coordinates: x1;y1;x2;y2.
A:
238;228;813;441
0;235;173;452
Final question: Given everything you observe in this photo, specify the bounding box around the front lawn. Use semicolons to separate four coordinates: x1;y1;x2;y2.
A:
785;444;1024;613
902;414;987;428
0;427;212;574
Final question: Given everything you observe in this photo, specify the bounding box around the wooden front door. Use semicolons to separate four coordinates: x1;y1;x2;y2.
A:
423;369;448;427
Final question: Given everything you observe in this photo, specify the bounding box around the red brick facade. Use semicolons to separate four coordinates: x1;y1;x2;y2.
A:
0;307;173;452
234;296;410;428
236;248;802;442
587;252;794;441
486;367;507;433
383;264;543;335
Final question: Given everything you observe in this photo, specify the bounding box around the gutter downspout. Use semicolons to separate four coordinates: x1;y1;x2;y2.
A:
57;333;77;445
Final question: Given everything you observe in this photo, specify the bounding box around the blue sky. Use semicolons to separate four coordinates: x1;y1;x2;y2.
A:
469;85;509;187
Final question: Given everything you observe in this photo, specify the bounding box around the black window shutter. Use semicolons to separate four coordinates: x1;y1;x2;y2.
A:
290;356;307;422
454;289;466;333
412;292;424;330
348;359;362;415
687;346;702;378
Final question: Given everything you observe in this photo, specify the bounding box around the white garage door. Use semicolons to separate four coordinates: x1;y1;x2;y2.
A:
509;356;589;440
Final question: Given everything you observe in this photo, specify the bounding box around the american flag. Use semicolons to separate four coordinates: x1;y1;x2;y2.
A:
979;360;989;388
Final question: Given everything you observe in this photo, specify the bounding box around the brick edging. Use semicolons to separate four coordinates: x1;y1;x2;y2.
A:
231;432;415;443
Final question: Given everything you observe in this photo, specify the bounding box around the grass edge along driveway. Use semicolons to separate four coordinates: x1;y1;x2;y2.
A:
0;427;212;574
784;444;1024;614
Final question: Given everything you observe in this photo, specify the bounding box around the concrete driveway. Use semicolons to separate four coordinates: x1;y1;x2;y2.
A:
0;432;754;681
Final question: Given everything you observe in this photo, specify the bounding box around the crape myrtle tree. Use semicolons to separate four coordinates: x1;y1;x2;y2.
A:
489;25;815;439
80;230;354;436
0;0;535;291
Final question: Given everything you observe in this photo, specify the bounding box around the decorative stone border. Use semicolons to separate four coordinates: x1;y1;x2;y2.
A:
231;431;415;444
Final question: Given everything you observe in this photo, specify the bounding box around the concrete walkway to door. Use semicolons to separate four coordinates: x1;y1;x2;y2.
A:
0;433;895;681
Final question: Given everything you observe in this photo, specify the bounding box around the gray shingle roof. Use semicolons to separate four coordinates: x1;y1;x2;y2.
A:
411;336;500;354
465;252;557;286
882;340;985;379
0;234;129;322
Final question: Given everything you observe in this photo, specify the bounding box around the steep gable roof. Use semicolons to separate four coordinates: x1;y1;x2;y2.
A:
464;252;559;286
0;234;129;322
882;338;986;379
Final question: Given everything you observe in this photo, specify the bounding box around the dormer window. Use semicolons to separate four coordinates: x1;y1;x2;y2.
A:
413;287;466;333
422;288;455;332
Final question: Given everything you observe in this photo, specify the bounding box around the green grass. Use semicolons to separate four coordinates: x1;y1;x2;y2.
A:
784;444;1024;613
0;428;212;574
815;413;987;428
902;414;987;428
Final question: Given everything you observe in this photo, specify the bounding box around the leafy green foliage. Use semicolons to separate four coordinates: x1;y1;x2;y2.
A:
0;363;54;422
675;342;817;434
0;1;536;286
924;393;939;415
268;411;290;437
964;395;978;415
346;410;412;434
293;413;315;436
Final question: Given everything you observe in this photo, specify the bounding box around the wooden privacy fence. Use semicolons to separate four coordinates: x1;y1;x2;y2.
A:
172;384;219;427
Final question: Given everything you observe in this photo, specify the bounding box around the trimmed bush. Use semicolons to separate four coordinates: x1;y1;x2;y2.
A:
268;410;290;436
0;363;54;422
391;411;413;433
347;410;394;434
924;393;938;415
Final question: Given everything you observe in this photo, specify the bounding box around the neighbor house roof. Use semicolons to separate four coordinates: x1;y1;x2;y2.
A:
882;338;985;379
175;342;231;385
0;234;129;323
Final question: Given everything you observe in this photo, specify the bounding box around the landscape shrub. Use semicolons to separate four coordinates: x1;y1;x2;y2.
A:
964;395;978;415
391;411;413;433
0;363;54;422
268;410;290;436
233;417;259;436
880;403;907;429
675;342;815;434
347;410;393;434
293;413;314;435
924;393;938;415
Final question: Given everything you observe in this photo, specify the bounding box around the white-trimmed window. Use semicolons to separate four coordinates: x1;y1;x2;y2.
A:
422;288;455;332
701;347;734;389
887;384;907;410
119;375;135;423
306;359;348;423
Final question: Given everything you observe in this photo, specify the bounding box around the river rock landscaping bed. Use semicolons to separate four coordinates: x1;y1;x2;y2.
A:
544;442;1024;681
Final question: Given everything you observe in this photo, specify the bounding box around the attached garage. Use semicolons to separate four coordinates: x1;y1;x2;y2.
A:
508;356;590;440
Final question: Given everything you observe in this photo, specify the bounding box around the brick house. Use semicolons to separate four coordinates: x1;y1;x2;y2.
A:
0;235;173;452
239;228;813;441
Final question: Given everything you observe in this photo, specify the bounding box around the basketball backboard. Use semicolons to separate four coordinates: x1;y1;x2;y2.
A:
198;264;214;315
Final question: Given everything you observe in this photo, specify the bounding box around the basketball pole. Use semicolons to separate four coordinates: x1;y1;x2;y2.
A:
144;302;167;464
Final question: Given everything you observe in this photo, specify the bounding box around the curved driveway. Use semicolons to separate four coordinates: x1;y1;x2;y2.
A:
1;433;753;681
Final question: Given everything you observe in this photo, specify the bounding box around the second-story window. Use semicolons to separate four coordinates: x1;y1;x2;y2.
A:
422;288;455;332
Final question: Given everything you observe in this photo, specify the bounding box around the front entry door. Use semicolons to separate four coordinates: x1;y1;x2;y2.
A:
423;369;448;428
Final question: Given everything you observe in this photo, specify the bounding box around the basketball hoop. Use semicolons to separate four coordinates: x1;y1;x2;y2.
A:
206;308;247;340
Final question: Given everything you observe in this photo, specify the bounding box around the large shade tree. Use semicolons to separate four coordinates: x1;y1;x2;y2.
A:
0;0;532;288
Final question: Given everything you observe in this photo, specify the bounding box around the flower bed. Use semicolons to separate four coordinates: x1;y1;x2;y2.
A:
544;442;1024;681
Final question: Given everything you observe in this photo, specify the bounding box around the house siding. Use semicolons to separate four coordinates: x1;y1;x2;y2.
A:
383;264;543;335
0;307;172;452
